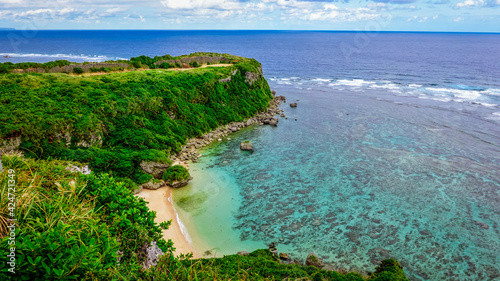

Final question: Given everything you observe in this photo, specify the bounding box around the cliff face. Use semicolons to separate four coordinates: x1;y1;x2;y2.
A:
0;53;273;183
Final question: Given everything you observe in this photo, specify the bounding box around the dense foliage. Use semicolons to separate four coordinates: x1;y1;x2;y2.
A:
0;60;71;73
162;165;190;184
0;155;173;280
0;53;272;185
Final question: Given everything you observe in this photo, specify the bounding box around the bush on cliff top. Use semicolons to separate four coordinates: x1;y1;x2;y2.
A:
162;165;190;184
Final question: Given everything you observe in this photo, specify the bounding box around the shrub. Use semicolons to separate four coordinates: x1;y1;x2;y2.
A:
159;63;171;69
190;61;200;68
162;165;190;183
73;67;84;74
369;259;409;281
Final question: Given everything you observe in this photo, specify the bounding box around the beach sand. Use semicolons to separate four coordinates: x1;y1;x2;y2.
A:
136;186;200;258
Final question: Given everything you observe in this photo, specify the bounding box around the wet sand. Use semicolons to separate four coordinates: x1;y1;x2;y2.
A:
136;186;200;258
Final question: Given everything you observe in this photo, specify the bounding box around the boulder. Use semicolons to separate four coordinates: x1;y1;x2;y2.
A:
141;180;165;190
240;141;254;151
290;103;297;107
140;161;171;179
305;252;324;269
237;251;250;256
269;118;279;126
168;177;193;188
280;253;291;261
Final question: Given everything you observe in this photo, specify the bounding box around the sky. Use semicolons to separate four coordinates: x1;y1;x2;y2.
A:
0;0;499;32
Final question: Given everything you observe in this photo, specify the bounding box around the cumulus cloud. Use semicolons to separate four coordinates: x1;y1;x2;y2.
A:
371;0;417;4
455;0;484;7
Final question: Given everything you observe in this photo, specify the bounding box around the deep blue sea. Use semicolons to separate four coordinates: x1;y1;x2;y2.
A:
1;30;499;280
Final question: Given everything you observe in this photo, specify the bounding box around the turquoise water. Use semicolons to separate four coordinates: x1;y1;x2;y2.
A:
173;85;500;281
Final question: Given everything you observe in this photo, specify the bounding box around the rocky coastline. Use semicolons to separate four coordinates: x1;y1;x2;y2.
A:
170;92;286;165
135;92;287;192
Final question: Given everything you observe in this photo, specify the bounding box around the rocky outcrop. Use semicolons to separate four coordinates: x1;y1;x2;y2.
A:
65;164;92;175
268;242;278;256
245;71;259;85
140;161;171;179
237;251;250;256
290;103;297;108
280;253;291;261
0;136;21;154
305;252;325;269
168;177;193;188
139;241;164;270
219;76;231;83
240;141;254;151
141;180;166;190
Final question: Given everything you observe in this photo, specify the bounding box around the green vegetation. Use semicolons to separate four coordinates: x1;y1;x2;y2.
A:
162;165;190;184
73;67;84;74
0;155;409;281
0;60;71;73
0;52;235;74
0;155;172;280
0;53;272;186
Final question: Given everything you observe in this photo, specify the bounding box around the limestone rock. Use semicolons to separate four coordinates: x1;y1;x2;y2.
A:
66;164;92;175
168;177;193;188
240;141;254;151
140;241;164;270
268;118;279;126
305;252;324;269
290;103;297;107
280;253;291;261
141;180;165;190
140;161;171;179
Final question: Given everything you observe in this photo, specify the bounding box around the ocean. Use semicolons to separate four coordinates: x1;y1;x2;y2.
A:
1;30;499;280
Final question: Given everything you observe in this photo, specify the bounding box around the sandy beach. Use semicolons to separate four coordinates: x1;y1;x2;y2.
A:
136;186;200;258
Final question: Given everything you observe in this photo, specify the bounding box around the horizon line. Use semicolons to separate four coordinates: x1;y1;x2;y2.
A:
1;28;500;34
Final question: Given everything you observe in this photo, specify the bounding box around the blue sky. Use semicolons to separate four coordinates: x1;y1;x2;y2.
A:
0;0;499;32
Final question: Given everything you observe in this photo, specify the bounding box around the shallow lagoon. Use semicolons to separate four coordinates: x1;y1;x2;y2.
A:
173;83;500;281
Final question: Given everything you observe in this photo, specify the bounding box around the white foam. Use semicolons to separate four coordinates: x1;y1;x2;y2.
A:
477;103;498;107
332;79;376;87
0;52;126;62
484;88;500;96
418;96;452;103
176;212;193;244
428;88;481;100
311;78;331;83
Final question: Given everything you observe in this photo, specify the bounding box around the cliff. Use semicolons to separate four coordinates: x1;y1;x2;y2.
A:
0;53;273;185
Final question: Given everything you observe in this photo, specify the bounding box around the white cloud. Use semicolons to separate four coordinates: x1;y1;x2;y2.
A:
432;14;438;19
124;13;145;22
160;0;239;10
419;16;428;22
455;0;485;7
454;16;464;21
0;0;23;4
